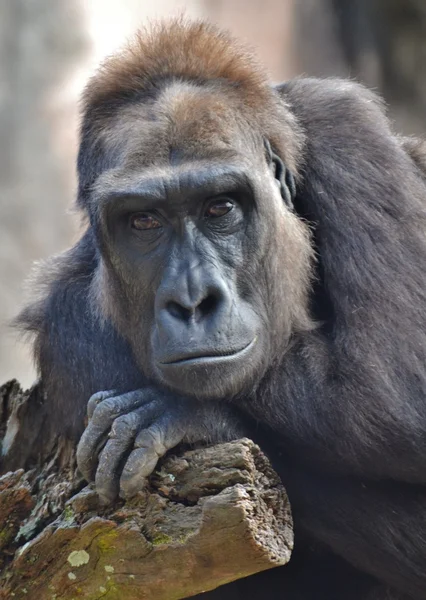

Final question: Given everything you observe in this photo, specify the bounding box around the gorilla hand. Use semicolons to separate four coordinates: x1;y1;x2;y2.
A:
76;388;244;504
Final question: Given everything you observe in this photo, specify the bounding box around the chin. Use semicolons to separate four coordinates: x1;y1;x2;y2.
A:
153;337;264;400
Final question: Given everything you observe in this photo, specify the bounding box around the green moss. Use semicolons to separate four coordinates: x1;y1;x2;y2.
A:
0;528;10;544
177;532;193;544
96;530;119;554
82;579;121;600
150;529;194;546
62;505;75;524
151;533;173;546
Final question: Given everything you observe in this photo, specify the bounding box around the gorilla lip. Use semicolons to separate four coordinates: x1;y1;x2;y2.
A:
159;338;256;365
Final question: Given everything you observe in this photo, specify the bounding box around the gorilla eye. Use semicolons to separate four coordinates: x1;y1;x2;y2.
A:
205;199;234;219
130;213;162;231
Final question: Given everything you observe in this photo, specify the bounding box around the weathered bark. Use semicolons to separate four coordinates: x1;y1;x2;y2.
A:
0;381;293;600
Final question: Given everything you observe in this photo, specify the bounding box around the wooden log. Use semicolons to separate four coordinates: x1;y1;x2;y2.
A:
0;381;293;600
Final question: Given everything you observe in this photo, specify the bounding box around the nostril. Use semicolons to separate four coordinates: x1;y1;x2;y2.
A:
198;294;218;317
166;301;191;321
165;294;219;322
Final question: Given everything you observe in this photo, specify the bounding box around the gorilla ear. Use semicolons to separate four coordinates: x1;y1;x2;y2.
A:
264;139;296;210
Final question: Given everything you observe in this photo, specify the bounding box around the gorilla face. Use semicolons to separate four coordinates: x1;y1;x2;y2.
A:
98;165;277;399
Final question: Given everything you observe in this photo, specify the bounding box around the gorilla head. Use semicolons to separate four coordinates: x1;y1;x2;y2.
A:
80;23;314;399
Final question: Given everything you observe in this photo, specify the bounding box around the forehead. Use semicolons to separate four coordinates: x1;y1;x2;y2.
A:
104;80;261;168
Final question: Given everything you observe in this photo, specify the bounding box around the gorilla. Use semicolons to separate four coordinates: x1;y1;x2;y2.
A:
16;19;426;600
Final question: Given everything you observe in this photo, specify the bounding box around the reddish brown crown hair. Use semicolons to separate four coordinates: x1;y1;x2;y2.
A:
77;19;304;209
83;18;274;113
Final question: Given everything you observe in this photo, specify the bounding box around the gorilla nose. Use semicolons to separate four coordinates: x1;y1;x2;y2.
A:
155;261;232;334
166;293;220;322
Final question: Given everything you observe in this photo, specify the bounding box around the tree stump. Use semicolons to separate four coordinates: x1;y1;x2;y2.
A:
0;380;293;599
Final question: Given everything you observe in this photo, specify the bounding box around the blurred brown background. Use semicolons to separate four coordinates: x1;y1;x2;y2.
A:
1;0;425;386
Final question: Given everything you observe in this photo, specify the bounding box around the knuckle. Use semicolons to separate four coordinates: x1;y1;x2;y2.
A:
93;397;119;421
145;425;159;440
135;428;156;448
113;412;139;434
88;390;106;403
88;393;103;412
135;425;166;455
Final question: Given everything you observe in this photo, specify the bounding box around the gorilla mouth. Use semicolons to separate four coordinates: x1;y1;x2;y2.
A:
160;338;256;365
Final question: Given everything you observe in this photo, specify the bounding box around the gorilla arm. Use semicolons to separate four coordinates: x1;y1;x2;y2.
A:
268;78;426;483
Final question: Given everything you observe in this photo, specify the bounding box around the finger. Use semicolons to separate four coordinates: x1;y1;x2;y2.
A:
120;413;187;499
77;390;147;482
95;401;163;504
87;390;116;420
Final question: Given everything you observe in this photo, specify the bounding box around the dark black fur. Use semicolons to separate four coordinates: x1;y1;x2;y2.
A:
14;27;426;600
